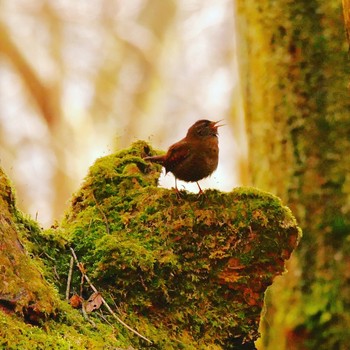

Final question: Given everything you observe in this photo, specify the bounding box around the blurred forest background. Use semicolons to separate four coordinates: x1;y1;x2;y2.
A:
1;0;350;349
0;0;244;227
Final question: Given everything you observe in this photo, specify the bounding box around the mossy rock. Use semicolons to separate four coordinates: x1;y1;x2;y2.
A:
36;141;301;349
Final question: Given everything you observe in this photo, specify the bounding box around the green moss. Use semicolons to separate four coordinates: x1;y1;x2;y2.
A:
1;142;301;348
0;302;128;349
0;167;133;349
0;168;60;316
40;141;300;348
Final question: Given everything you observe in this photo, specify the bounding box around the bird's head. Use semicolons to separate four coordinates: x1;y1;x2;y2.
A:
186;119;224;138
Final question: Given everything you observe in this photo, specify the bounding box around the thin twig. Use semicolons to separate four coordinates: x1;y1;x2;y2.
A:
66;256;74;300
82;303;97;328
80;269;84;297
69;247;152;344
108;292;123;315
43;251;55;261
97;310;114;327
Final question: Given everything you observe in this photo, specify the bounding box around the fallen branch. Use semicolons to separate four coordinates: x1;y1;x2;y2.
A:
66;256;74;300
69;247;152;344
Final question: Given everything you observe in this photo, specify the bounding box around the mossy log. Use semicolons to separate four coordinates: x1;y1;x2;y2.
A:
0;141;301;349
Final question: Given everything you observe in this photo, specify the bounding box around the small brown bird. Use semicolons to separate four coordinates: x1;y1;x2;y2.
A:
144;119;222;193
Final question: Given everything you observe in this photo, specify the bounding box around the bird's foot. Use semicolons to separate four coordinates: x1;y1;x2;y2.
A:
169;185;183;199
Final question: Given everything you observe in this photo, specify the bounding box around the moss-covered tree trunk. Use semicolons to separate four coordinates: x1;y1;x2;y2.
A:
236;1;350;349
343;0;350;50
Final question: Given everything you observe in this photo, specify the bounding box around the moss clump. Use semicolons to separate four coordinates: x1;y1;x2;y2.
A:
0;168;59;319
0;301;131;349
0;141;300;349
0;168;132;349
34;140;300;349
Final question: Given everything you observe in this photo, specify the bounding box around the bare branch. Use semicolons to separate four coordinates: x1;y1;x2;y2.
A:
66;256;74;300
0;21;59;126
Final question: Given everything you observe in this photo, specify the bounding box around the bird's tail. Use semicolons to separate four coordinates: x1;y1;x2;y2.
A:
143;155;165;165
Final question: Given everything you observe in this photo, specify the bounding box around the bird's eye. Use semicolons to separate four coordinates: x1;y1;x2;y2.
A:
197;124;207;135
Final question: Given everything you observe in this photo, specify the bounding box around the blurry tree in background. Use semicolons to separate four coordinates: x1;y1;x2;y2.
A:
236;0;350;349
344;0;350;49
0;0;245;226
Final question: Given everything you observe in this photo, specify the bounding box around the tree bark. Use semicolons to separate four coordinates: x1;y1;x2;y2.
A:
343;0;350;49
236;1;350;349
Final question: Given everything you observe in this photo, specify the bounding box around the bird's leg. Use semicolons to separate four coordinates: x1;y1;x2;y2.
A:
173;178;184;199
196;181;204;195
174;178;181;196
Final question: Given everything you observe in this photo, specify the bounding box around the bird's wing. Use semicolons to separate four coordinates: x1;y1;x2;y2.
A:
164;141;190;172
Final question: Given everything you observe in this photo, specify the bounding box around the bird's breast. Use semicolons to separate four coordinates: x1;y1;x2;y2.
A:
169;137;219;182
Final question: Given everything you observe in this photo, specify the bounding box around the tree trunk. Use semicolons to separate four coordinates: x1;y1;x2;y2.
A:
236;1;350;349
343;0;350;50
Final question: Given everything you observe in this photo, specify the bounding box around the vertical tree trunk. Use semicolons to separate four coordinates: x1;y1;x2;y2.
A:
343;0;350;49
235;1;350;349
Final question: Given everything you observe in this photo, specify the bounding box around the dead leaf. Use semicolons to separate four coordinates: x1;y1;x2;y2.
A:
85;292;103;313
69;294;83;308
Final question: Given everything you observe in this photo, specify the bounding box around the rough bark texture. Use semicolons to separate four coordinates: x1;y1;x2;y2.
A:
236;1;350;349
0;142;301;349
343;0;350;50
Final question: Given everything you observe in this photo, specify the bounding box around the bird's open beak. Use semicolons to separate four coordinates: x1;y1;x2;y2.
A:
211;120;225;131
